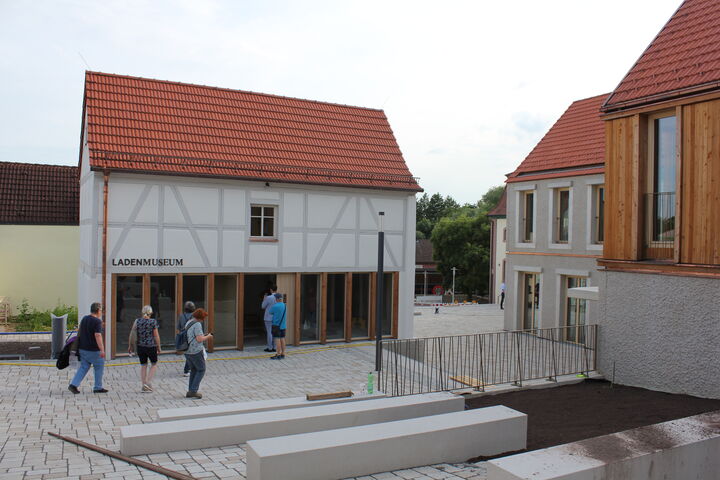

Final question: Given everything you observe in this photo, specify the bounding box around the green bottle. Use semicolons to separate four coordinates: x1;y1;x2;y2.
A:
367;371;374;394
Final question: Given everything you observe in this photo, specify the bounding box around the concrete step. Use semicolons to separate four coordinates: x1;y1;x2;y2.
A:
120;392;463;456
156;392;386;421
246;406;527;480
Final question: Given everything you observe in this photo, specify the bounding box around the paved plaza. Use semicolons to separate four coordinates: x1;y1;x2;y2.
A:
0;305;503;480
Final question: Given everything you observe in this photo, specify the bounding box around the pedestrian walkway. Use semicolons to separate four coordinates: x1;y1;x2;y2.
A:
0;307;501;479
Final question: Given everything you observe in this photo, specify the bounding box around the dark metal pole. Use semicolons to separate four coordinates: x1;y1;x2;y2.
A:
375;212;385;372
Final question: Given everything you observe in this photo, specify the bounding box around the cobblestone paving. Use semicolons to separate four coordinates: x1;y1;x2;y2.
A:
0;306;502;479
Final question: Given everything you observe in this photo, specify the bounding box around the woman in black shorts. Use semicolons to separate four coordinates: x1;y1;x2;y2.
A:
131;305;162;392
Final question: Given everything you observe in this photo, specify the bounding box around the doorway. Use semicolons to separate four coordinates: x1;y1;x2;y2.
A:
522;273;540;331
243;274;276;347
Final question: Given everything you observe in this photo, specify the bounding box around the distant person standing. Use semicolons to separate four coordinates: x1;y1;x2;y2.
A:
269;293;287;360
176;301;195;376
261;286;277;352
68;302;108;394
184;308;212;399
500;282;506;310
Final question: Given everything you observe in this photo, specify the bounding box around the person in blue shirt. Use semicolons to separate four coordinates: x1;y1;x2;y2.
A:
269;293;287;360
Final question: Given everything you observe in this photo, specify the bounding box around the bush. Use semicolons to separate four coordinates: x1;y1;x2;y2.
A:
10;300;78;332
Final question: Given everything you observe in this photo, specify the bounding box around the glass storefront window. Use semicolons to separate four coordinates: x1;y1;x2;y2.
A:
351;273;370;338
300;274;320;342
116;276;143;353
326;274;345;340
150;276;176;350
214;275;237;348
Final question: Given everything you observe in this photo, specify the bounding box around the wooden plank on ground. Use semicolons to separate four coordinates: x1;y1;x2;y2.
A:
306;391;353;401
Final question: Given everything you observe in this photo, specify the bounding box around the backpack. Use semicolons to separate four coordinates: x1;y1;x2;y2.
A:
176;320;197;352
56;333;78;370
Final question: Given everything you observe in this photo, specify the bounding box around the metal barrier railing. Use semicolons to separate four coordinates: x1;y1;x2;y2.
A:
378;325;597;396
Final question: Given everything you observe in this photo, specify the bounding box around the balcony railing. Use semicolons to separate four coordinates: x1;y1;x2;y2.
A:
645;192;675;257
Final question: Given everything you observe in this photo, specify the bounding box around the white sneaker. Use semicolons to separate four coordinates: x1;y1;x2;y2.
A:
141;384;152;393
183;372;190;377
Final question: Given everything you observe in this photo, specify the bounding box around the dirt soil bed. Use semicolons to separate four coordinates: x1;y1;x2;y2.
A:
465;379;720;457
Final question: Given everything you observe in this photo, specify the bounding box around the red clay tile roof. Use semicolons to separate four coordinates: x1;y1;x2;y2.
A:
603;0;720;112
82;71;421;192
0;162;79;225
487;188;506;217
507;94;607;183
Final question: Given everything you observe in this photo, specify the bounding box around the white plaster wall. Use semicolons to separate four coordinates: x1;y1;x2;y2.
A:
78;171;417;342
492;217;507;304
598;270;720;399
504;174;603;331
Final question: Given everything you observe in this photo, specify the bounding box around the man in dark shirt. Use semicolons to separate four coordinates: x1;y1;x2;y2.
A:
68;302;108;394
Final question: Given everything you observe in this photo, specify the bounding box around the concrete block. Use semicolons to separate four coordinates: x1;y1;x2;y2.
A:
121;392;463;455
246;406;527;480
487;410;720;480
156;392;386;421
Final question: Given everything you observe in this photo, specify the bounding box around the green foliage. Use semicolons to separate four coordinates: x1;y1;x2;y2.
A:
431;209;491;296
416;193;461;238
10;300;78;332
480;185;505;211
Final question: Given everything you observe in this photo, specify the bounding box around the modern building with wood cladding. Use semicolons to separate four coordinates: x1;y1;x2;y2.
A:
598;0;720;398
503;94;607;339
77;72;421;358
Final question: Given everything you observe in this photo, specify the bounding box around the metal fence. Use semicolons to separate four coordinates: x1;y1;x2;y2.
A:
378;325;597;396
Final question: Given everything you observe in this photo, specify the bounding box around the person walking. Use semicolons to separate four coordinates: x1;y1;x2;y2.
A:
176;301;195;376
500;282;506;310
68;302;108;394
184;308;212;399
261;286;277;352
130;305;162;392
269;293;287;360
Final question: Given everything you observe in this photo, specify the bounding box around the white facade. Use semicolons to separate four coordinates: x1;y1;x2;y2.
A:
78;161;416;355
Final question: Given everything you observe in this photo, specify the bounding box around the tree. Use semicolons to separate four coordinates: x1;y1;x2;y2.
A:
431;210;490;296
427;185;504;297
416;193;460;239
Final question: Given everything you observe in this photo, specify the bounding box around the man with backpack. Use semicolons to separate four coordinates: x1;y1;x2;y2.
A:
68;302;108;394
176;301;196;376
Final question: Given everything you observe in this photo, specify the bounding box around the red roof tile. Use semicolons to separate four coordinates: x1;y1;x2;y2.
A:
603;0;720;112
487;188;506;217
82;72;421;191
0;162;78;225
507;94;607;182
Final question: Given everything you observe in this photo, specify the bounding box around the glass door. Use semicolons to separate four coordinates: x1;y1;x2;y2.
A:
150;276;177;350
213;275;237;348
351;273;370;339
325;274;345;341
565;277;588;343
522;273;539;332
115;276;143;353
300;274;320;342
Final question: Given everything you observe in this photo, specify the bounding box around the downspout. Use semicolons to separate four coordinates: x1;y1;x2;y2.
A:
101;170;109;351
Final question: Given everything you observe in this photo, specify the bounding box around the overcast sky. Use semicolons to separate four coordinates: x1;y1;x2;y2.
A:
0;0;682;204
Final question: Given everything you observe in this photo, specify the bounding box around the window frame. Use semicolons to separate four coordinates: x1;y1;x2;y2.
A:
554;187;570;244
250;204;278;239
645;111;677;248
593;185;605;245
520;190;535;244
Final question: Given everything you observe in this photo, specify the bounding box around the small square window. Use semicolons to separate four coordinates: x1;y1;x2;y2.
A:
250;205;276;237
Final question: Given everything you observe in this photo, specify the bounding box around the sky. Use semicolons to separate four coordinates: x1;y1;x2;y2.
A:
0;0;683;204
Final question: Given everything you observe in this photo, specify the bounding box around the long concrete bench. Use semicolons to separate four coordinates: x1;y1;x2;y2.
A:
120;392;463;456
487;410;720;480
156;392;386;421
246;406;527;480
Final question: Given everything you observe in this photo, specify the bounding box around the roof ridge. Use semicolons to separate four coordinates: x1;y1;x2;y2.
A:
0;160;78;170
86;71;386;114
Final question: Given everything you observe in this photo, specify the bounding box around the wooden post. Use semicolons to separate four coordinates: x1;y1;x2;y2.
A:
345;273;352;342
207;274;215;352
237;273;244;351
320;273;328;344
